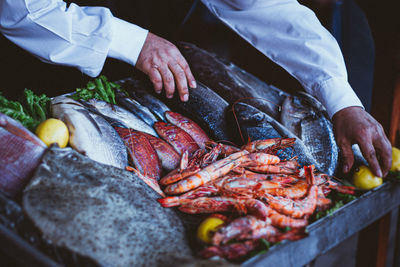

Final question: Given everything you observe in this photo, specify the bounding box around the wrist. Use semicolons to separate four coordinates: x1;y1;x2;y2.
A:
108;17;148;66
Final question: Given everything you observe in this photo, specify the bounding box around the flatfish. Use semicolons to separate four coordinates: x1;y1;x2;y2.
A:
23;146;194;267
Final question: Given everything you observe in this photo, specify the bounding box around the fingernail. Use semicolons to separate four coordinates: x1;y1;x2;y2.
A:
343;164;349;173
155;90;161;94
190;81;197;88
167;94;173;99
377;169;383;177
182;94;188;102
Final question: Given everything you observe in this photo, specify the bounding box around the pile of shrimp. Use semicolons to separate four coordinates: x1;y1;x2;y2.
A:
156;137;356;260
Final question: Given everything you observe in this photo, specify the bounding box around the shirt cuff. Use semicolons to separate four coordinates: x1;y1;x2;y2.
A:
108;17;148;66
312;77;364;119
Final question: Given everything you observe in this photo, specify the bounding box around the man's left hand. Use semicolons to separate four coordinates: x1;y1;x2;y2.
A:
332;106;392;177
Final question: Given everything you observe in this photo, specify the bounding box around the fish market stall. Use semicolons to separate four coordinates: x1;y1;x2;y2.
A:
1;43;400;267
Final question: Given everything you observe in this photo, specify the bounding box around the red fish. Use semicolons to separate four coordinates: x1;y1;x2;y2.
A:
115;127;161;181
165;111;210;149
140;132;180;172
154;122;199;156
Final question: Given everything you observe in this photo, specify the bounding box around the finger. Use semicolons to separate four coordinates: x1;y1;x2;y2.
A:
158;65;175;98
148;67;163;93
177;56;196;88
169;63;189;101
359;139;382;177
337;139;354;173
373;134;392;177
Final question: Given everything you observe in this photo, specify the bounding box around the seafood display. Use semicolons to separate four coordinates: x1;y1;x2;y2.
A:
158;138;355;260
0;43;373;265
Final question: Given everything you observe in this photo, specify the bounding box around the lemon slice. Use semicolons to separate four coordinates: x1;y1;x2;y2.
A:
35;118;69;148
353;165;382;190
197;216;225;244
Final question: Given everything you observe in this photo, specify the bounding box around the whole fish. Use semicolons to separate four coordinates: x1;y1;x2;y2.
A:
280;95;339;175
231;102;320;171
119;78;171;122
115;90;158;126
115;127;162;180
178;42;288;120
161;81;233;142
165;111;211;149
154;122;199;156
83;98;158;136
23;146;194;267
51;96;128;169
141;132;180;172
0;113;46;197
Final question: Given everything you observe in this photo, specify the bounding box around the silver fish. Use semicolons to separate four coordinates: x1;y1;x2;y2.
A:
115;90;159;126
84;98;158;136
280;95;339;175
51;96;128;169
118;78;171;121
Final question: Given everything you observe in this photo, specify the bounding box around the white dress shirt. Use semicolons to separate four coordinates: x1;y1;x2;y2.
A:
0;0;363;118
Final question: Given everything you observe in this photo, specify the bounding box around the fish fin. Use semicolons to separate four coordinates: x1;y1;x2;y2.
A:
76;108;103;136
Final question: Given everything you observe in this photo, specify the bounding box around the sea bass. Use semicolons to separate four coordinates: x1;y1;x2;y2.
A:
84;98;158;136
178;42;288;120
51;96;128;169
231;102;320;171
161;81;233;142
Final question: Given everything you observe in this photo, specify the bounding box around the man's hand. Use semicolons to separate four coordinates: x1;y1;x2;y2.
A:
136;32;196;101
332;106;392;177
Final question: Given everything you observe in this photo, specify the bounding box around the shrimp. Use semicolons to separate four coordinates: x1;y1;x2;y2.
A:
262;166;318;218
239;152;280;167
164;150;248;195
246;160;299;174
212;216;276;246
241;138;296;153
262;180;308;199
157;177;226;207
178;197;270;220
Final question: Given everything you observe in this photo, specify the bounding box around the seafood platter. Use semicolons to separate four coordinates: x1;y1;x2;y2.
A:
1;42;400;267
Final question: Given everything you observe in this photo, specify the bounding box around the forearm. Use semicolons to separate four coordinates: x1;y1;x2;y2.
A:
0;0;148;77
201;0;363;118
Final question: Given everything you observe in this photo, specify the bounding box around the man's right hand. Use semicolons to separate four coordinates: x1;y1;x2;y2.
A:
136;32;196;102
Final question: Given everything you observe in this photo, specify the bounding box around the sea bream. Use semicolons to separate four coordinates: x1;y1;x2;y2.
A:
280;94;339;175
83;98;158;136
51;96;128;169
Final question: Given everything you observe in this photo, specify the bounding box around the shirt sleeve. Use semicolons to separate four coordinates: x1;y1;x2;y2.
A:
0;0;148;77
200;0;364;118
